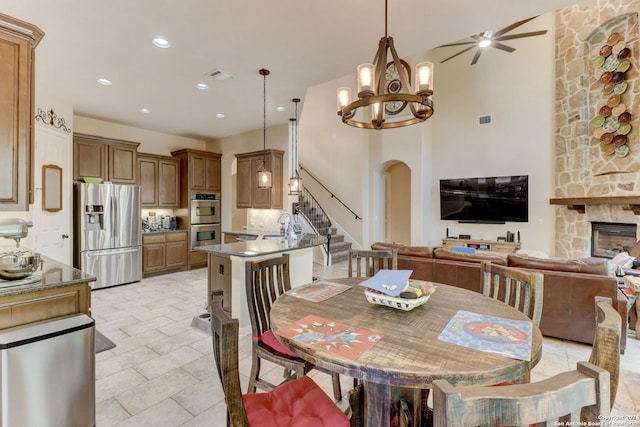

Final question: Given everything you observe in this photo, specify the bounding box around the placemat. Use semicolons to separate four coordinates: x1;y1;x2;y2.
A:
437;310;532;361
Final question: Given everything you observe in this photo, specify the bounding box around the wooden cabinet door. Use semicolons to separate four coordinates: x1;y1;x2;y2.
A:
270;152;283;209
205;156;221;191
73;138;108;181
158;158;180;207
138;156;158;207
143;243;165;272
236;156;253;208
189;153;206;190
109;144;137;184
0;15;43;210
165;232;187;268
252;155;272;208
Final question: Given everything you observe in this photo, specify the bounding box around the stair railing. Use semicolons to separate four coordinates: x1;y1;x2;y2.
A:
299;165;363;220
294;187;333;264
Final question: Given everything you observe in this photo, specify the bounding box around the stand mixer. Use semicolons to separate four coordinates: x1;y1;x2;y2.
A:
0;218;42;280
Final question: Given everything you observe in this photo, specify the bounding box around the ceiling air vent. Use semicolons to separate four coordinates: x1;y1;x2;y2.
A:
479;115;492;125
206;69;234;81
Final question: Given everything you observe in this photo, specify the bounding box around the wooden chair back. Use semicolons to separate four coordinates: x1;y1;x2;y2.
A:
589;296;621;410
348;249;398;278
481;261;544;326
210;289;250;427
246;254;291;337
432;361;610;426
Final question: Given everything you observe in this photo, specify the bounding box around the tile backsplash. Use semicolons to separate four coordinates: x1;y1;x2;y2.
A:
246;208;285;234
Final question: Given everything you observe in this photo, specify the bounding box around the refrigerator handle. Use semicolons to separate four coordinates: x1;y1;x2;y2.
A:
111;193;117;242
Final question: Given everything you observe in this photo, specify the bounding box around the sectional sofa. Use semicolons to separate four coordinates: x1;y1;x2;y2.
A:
370;242;629;352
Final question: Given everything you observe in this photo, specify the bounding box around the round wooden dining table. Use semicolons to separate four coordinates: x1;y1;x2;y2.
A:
270;278;543;427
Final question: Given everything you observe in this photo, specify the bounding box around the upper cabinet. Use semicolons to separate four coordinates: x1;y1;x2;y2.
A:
171;149;221;196
235;149;283;209
138;153;180;208
73;133;139;184
0;13;44;210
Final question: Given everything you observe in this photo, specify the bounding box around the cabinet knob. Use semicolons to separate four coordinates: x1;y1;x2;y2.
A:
62;234;69;239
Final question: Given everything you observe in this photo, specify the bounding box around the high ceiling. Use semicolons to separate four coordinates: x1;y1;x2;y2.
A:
2;0;579;140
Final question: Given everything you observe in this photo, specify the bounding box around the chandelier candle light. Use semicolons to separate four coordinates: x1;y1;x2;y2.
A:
337;0;434;129
288;98;302;195
257;69;272;189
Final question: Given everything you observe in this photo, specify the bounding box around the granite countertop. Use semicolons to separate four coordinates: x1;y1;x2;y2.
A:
223;229;283;237
196;233;327;257
142;229;188;234
0;255;96;297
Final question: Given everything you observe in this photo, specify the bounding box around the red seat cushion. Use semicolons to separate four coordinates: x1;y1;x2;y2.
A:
243;375;349;427
260;330;300;359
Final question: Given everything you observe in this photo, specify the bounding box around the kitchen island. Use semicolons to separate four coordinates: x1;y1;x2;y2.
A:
0;254;96;329
196;233;326;334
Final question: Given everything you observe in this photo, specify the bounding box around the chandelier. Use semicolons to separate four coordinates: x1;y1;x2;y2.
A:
288;98;302;195
337;0;434;129
257;68;272;188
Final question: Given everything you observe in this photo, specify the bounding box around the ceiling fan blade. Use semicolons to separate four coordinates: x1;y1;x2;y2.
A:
437;40;478;48
470;49;482;65
497;30;548;41
439;45;477;63
491;42;516;53
493;16;538;38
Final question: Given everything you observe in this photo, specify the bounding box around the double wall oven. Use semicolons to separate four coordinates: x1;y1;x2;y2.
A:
190;192;221;249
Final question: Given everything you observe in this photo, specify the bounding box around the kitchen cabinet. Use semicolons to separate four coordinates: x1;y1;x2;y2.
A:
235;149;283;209
73;133;139;184
138;153;180;208
0;14;44;210
171;149;222;196
142;231;188;277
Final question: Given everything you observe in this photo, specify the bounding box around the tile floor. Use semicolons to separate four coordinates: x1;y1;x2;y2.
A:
92;261;640;426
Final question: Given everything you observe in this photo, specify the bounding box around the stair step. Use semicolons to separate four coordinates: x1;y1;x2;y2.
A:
331;250;351;264
328;241;351;254
326;234;344;243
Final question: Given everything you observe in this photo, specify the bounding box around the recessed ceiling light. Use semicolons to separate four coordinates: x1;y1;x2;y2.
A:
152;37;171;48
195;83;209;90
275;106;286;112
215;113;225;119
140;108;151;114
97;78;112;86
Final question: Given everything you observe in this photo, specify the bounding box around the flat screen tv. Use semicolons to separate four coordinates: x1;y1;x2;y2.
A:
440;175;528;223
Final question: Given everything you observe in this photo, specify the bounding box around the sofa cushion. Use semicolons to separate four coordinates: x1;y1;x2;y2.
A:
371;242;434;258
507;254;614;276
433;248;507;265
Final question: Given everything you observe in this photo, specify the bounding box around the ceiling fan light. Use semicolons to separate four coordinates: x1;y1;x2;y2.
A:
479;39;491;48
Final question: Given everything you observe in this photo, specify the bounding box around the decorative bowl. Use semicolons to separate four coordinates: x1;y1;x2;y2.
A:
0;251;42;280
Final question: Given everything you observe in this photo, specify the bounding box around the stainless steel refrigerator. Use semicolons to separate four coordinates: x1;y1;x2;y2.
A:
73;182;142;289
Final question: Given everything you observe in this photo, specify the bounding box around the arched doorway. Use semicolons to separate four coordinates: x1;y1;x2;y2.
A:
383;162;411;244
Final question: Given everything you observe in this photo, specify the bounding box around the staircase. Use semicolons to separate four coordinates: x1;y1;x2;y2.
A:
295;188;351;265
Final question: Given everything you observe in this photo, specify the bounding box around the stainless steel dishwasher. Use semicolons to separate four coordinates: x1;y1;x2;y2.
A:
0;314;95;427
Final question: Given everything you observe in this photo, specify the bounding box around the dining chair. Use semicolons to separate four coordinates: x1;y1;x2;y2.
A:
431;361;610;426
245;254;343;401
481;261;544;326
589;296;621;411
348;249;398;278
210;289;350;427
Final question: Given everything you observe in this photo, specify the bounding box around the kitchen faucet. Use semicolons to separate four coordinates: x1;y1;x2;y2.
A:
277;211;295;240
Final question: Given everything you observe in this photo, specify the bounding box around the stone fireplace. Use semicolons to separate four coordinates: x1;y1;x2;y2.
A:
591;221;637;258
554;2;640;258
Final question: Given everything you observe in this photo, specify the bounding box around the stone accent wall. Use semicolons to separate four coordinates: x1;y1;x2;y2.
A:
555;1;640;258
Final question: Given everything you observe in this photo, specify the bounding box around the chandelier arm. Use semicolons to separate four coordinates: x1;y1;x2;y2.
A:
387;37;412;98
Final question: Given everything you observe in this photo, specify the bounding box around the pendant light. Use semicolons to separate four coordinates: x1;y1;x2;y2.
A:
257;68;272;188
288;98;302;195
336;0;434;129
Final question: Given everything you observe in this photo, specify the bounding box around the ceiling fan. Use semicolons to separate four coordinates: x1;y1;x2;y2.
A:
438;17;547;65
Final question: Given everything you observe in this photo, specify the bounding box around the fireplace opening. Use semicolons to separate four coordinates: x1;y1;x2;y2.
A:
591;222;637;258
